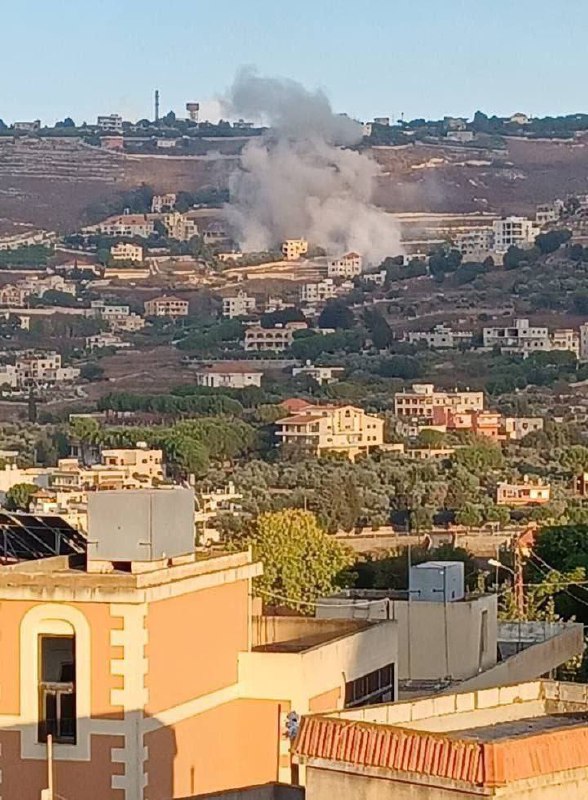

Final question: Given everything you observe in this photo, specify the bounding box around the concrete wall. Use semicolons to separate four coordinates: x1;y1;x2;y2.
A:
305;763;588;800
317;594;497;681
186;783;304;800
455;623;584;693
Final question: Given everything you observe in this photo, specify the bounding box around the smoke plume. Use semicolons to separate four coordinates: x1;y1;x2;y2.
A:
223;68;401;265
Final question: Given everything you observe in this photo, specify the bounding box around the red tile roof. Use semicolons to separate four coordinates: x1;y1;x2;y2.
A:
281;398;316;413
293;715;588;788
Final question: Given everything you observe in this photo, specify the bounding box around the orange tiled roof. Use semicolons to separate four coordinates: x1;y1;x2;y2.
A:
293;715;588;788
281;398;316;413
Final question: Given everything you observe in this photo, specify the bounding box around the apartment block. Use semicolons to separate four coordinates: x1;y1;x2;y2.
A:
300;278;337;304
13;352;79;387
407;324;473;349
483;318;579;356
455;226;494;257
276;403;384;458
144;295;189;318
151;193;177;213
96;113;123;132
281;239;308;260
222;291;256;319
492;216;539;253
327;252;362;278
394;383;484;419
110;242;143;262
85;214;156;239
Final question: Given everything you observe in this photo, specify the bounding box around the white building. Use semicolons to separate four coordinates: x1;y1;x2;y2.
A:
455;227;494;257
300;278;337;303
493;216;539;253
96;114;123;132
151;193;177;213
327;252;362;278
292;362;344;385
222;291;256;319
13;352;79;387
483;318;579;356
408;324;473;349
85;333;130;351
193;363;263;389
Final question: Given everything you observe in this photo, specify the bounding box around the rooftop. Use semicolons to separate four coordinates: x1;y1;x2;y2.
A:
293;680;588;789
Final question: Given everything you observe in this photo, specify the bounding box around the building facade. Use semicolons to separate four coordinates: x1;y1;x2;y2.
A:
281;239;308;260
222;291;256;319
276;404;384;458
144;296;189;318
394;384;484;420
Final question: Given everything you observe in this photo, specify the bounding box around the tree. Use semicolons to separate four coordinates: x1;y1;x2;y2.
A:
5;482;38;511
409;506;434;534
561;446;588;476
245;509;353;611
80;363;104;382
535;229;571;255
363;309;393;349
455;504;483;531
318;301;355;330
69;416;100;465
416;429;446;449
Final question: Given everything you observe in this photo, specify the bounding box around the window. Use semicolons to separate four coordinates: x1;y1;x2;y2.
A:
344;662;395;707
38;635;76;744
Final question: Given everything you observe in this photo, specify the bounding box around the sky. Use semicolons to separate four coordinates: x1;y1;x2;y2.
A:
1;0;587;126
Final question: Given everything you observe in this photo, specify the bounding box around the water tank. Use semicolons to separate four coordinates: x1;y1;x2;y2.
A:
409;561;465;602
87;488;195;563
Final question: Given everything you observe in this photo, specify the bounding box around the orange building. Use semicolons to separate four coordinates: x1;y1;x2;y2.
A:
0;491;397;799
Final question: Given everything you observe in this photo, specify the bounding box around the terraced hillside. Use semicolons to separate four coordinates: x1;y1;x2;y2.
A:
1;134;587;233
0;137;233;232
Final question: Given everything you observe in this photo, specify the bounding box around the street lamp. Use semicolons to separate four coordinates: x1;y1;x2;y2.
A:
488;558;515;576
488;559;524;617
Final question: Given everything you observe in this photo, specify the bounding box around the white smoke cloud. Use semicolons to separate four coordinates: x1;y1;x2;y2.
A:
223;68;401;265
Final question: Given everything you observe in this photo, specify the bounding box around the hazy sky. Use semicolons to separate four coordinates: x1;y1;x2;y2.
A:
2;0;587;125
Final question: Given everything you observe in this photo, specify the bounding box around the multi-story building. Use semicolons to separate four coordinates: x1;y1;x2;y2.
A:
493;216;539;253
144;295;189;318
394;383;484;420
151;193;177;213
85;333;129;351
96;113;123;132
162;211;199;242
100;444;164;482
193;363;263;389
281;238;308;260
483;318;579;356
0;284;28;306
14;352;79;387
454;226;494;257
536;200;564;226
502;416;544;440
222;291;256;319
431;407;501;439
0;491;397;797
300;278;337;304
244;322;306;352
276;403;384;458
110;242;143;262
85;214;156;239
407;324;473;349
496;478;551;506
110;312;145;333
327;252;362;278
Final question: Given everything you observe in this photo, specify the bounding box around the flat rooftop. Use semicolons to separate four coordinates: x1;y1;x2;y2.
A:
252;616;372;653
293;681;588;789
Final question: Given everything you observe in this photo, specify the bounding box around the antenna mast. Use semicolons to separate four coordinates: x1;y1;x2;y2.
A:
154;89;160;123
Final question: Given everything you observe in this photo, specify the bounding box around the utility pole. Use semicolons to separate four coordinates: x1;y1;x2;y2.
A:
514;539;525;619
154;89;160;123
41;734;54;800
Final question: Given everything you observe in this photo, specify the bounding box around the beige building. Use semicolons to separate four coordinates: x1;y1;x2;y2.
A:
503;416;544;440
276;403;384;458
85;213;156;239
110;242;143;262
327;252;362;278
300;278;337;304
394;383;484;419
144;295;189;318
293;680;588;800
100;444;164;481
496;478;551;506
244;323;306;352
151;192;177;213
493;216;539;253
281;239;308;260
222;291;256;319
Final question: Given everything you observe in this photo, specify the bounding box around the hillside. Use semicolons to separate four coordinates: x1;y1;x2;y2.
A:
0;134;587;232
